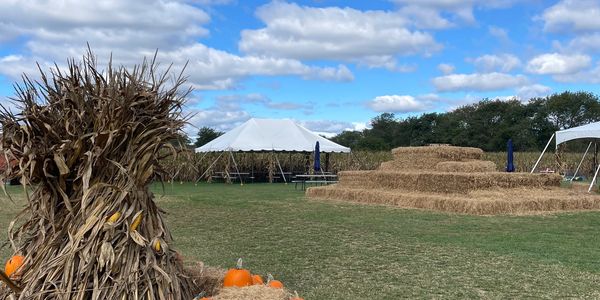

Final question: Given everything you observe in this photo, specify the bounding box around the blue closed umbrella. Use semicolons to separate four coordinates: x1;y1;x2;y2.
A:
506;139;515;172
314;141;321;172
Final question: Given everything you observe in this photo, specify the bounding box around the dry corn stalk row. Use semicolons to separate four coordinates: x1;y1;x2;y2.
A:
0;52;194;299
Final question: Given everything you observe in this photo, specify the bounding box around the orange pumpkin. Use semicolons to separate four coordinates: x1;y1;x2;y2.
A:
223;258;252;287
268;280;284;288
251;274;264;285
4;255;24;277
266;273;283;288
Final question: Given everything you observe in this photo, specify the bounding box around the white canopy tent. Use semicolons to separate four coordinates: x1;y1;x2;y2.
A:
531;121;600;192
195;118;351;183
196;118;351;153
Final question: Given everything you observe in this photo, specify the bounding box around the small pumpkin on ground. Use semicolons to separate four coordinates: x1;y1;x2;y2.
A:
266;273;284;289
4;255;25;277
223;258;252;288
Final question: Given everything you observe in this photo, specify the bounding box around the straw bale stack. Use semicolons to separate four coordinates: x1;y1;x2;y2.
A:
307;145;600;215
382;146;483;170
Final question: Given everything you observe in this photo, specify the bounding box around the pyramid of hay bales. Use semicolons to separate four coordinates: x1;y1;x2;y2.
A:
307;145;600;215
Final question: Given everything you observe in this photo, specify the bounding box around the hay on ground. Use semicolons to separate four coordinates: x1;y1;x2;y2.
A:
435;160;496;173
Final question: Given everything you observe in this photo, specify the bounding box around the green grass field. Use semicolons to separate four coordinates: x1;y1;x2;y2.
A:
2;183;600;299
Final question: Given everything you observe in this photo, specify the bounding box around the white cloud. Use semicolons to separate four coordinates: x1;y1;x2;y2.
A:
488;26;510;42
432;72;528;92
392;0;521;27
525;53;591;75
438;63;455;74
184;109;251;136
541;0;600;33
553;62;600;84
367;95;431;112
516;84;552;100
566;33;600;53
215;93;310;111
239;2;441;69
470;54;521;72
0;0;353;90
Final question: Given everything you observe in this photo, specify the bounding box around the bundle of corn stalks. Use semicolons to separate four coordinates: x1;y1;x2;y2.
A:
0;52;194;299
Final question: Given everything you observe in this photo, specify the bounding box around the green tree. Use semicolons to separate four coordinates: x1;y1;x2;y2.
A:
195;126;223;147
542;91;600;129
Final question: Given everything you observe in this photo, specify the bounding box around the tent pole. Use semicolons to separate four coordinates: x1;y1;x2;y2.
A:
274;152;287;184
531;133;555;173
229;150;243;186
571;141;592;182
195;152;224;184
589;163;600;192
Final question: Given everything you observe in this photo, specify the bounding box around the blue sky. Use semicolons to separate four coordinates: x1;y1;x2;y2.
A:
1;0;600;137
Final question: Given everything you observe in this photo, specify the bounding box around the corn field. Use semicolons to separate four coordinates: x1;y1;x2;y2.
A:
160;150;598;182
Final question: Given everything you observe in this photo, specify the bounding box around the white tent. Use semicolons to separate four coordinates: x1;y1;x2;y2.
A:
556;121;600;146
532;121;600;192
194;118;351;184
196;118;351;153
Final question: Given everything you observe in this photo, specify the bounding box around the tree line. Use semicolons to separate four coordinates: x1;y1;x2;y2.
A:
330;91;600;152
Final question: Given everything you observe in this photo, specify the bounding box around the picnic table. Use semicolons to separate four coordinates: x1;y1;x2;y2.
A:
292;174;338;190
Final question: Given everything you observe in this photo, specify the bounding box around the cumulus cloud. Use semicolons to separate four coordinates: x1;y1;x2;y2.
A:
239;2;441;69
432;72;528;92
470;54;521;72
516;84;552;100
553;62;600;84
0;0;353;90
215;93;310;111
367;94;433;113
392;0;521;27
488;26;510;42
541;0;600;33
438;63;455;74
566;33;600;53
525;53;591;75
298;119;364;137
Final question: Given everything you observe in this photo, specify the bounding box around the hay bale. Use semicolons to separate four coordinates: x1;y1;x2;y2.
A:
212;286;288;300
336;171;561;193
184;262;227;297
434;160;496;173
306;185;600;215
379;146;484;171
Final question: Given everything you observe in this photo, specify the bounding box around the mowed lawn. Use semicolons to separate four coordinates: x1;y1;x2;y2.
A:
2;183;600;299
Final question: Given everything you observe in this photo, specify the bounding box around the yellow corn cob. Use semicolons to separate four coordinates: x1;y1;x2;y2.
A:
130;211;143;231
106;212;121;224
153;239;161;252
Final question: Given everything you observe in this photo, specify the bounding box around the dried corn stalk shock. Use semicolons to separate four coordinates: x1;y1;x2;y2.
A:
0;51;195;299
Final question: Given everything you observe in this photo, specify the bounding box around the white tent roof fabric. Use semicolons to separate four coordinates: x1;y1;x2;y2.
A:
195;118;351;153
556;121;600;146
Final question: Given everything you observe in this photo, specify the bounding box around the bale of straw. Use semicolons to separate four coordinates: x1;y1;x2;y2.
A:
212;286;288;300
307;186;600;215
0;51;194;299
184;262;227;297
336;171;561;193
434;160;496;173
379;146;485;171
